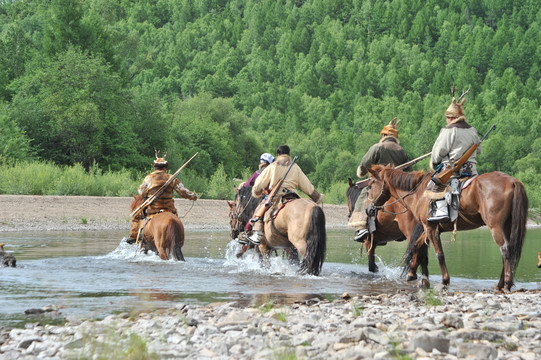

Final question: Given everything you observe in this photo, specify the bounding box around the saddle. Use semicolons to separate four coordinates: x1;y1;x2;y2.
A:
424;176;476;222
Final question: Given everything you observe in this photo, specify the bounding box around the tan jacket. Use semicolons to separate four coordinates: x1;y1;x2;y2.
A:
138;169;197;215
431;119;481;176
252;154;315;199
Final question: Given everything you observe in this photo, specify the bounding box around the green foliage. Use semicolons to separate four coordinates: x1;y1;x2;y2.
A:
206;163;234;200
0;0;540;209
0;160;138;196
422;288;443;308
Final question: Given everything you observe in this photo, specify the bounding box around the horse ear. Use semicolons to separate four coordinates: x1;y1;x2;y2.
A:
366;166;381;181
348;178;353;187
227;200;233;208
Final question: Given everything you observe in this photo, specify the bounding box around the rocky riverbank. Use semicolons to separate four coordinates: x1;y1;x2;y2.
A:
1;290;540;359
2;195;540;359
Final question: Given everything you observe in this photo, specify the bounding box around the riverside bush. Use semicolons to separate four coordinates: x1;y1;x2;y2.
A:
0;161;138;196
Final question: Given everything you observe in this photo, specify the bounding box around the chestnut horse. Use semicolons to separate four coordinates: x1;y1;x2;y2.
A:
130;195;185;261
347;179;429;282
365;165;528;291
231;186;326;275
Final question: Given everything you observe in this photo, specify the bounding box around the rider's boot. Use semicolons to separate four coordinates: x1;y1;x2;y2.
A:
427;199;449;222
248;220;264;245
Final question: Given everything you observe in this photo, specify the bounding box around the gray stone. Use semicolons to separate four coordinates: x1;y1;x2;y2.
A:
457;343;497;360
440;313;464;329
412;333;450;353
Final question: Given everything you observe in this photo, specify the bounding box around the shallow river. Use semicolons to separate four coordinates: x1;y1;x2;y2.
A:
1;228;540;327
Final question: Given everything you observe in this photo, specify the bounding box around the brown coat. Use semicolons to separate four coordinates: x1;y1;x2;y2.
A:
138;169;197;215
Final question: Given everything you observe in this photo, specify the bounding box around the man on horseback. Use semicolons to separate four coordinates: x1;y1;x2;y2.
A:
348;118;410;242
427;88;480;222
126;151;198;244
247;145;324;245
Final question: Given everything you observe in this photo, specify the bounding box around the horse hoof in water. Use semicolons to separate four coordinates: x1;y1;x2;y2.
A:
407;273;418;282
420;277;430;289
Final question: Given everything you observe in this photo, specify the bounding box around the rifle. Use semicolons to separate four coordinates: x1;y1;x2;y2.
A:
129;152;199;218
251;156;298;221
355;152;432;188
432;124;496;186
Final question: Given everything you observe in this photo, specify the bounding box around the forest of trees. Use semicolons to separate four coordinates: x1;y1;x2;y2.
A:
0;0;540;209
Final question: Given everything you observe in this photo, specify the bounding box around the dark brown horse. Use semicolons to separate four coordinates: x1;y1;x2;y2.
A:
366;165;528;291
130;195;185;261
347;179;429;282
230;186;325;275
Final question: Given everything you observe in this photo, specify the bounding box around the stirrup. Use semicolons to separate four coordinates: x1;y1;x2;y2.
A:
354;229;368;243
237;233;249;245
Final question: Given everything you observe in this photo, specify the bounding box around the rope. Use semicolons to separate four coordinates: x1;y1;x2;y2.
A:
178;200;196;219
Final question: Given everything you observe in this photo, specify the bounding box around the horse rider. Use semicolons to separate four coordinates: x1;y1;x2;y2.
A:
240;153;274;188
348;118;410;243
427;88;480;222
126;151;198;244
247;145;324;245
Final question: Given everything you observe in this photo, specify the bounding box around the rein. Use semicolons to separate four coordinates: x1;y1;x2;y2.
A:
178;200;195;219
369;173;430;213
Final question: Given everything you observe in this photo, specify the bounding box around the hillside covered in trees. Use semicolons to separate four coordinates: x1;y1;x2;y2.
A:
0;0;540;208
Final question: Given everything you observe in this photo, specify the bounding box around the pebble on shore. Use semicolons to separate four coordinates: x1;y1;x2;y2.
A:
1;290;540;359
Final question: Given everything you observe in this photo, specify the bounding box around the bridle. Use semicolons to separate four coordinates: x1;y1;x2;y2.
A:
367;173;430;215
231;192;259;232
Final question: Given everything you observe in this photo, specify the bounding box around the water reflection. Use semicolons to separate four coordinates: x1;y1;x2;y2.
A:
0;228;540;328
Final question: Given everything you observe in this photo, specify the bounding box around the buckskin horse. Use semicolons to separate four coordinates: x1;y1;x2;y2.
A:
365;165;528;291
346;179;429;282
130;195;185;261
228;186;300;264
231;186;326;275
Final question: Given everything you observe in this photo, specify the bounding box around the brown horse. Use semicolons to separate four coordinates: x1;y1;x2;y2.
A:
347;179;429;282
366;165;528;291
232;187;326;275
130;195;185;261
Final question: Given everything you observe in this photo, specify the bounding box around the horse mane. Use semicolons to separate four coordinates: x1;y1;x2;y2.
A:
378;165;429;191
236;186;262;224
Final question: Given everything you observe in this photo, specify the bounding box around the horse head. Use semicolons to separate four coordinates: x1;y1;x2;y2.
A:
345;178;362;219
366;165;392;207
228;189;241;239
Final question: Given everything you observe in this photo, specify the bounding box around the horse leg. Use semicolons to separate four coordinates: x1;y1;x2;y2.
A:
236;244;250;258
426;227;450;287
489;225;512;292
258;243;271;269
365;237;378;273
286;247;300;266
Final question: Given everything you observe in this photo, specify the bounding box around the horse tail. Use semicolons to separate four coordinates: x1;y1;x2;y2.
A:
299;206;326;276
166;218;185;261
401;223;425;277
509;181;528;273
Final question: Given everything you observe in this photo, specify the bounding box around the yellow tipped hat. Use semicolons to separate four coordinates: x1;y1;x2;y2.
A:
380;117;400;138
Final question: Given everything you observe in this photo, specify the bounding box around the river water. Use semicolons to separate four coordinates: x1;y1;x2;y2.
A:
1;228;540;328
